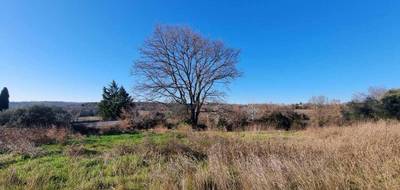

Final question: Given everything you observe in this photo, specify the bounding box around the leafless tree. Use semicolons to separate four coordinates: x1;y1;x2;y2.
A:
132;25;241;127
309;95;329;106
352;86;387;102
368;86;387;100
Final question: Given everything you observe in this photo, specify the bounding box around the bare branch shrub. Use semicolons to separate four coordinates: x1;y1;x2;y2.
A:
0;127;71;157
308;96;344;127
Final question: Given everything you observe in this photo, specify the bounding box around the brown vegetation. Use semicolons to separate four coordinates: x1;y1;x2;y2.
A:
1;121;399;189
0;127;72;157
144;121;400;189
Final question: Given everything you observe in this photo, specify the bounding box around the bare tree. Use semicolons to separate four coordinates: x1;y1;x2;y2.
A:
368;86;387;100
309;95;329;106
352;86;387;102
132;25;241;127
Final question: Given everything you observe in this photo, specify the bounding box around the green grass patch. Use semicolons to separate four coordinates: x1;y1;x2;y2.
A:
0;130;298;189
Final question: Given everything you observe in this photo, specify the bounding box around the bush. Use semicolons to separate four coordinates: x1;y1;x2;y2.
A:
260;110;309;130
136;112;166;129
0;106;72;128
342;88;400;122
381;89;400;119
216;109;249;131
122;108;167;130
343;97;385;122
307;101;344;127
0;127;71;156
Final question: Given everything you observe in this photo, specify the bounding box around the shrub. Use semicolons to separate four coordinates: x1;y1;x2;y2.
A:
0;106;72;128
0;127;71;156
342;89;400;122
137;112;166;129
216;109;249;131
381;89;400;119
260;110;309;130
342;97;384;122
122;108;167;130
312;105;344;127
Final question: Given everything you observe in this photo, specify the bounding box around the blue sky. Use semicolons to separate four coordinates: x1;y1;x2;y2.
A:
1;0;399;103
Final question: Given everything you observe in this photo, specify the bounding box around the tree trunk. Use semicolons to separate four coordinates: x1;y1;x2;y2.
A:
190;108;198;128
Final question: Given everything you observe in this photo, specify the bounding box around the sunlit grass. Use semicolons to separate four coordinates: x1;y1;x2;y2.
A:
1;122;399;189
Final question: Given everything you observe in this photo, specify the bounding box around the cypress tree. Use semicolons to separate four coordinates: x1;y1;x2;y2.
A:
0;87;9;111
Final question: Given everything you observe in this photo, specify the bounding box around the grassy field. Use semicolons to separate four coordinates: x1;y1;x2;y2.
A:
1;122;400;190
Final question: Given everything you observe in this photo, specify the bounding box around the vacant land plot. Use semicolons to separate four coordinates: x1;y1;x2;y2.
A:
0;122;399;190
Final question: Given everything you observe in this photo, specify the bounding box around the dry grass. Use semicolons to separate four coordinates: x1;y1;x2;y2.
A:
0;122;399;189
148;121;400;190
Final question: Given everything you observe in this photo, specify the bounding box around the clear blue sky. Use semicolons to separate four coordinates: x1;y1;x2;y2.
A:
1;0;399;103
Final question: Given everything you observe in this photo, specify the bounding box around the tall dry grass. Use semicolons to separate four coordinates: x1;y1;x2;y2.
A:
1;122;399;189
147;121;400;189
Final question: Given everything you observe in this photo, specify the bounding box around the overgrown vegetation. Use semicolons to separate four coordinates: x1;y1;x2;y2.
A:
0;122;399;189
122;109;167;130
2;21;400;190
0;105;71;128
381;89;400;119
343;89;400;122
260;110;309;130
2;79;400;189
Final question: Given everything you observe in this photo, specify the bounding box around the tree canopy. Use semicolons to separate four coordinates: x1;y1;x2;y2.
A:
98;81;133;120
133;25;241;127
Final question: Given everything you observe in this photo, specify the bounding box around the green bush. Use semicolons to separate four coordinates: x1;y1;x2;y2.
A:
0;106;71;128
342;97;384;121
343;89;400;122
381;90;400;119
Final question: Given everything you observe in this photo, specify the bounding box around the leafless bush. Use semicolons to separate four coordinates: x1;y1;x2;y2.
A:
200;106;249;131
0;127;71;156
258;110;309;130
2;138;41;157
121;108;167;130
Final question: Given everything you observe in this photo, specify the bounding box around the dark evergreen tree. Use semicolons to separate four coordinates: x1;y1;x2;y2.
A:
98;81;133;120
0;87;9;111
117;86;133;108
